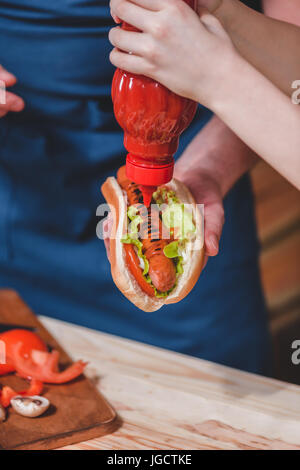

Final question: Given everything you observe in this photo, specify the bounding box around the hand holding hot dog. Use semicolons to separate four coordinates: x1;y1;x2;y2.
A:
102;170;223;267
102;166;205;311
174;116;259;260
0;65;25;118
174;168;224;263
103;114;258;266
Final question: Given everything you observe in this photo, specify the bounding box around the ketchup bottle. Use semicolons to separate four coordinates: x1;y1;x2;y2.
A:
111;0;198;206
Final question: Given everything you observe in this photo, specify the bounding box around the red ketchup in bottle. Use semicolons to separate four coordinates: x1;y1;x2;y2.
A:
111;0;198;207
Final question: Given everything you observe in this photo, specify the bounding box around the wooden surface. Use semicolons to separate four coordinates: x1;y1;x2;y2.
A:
0;290;118;450
33;316;300;450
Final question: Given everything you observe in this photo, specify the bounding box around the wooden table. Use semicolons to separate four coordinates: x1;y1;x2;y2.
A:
40;317;300;450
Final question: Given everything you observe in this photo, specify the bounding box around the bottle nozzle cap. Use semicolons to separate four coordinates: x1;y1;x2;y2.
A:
126;155;174;186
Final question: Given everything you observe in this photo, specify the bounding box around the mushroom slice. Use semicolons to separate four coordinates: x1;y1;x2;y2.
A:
11;395;50;418
0;404;6;422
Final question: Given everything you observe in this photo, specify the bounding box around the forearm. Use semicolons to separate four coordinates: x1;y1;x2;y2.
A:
214;0;300;96
210;55;300;189
175;115;258;197
174;115;256;257
262;0;300;25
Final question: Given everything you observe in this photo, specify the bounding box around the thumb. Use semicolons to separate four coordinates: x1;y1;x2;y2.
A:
204;201;225;257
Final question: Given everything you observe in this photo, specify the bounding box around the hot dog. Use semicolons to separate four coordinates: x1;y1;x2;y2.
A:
101;167;205;312
117;167;176;293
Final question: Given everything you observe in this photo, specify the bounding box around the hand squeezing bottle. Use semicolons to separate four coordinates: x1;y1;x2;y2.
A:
111;0;197;206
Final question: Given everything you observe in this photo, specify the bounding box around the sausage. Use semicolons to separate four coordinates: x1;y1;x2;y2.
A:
117;167;176;292
148;254;177;293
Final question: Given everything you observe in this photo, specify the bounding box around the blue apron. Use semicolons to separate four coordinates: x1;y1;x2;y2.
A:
0;0;271;375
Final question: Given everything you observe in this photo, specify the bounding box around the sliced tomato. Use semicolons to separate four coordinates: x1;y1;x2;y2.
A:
31;349;50;367
0;379;44;408
0;329;47;376
19;378;43;396
11;343;87;384
0;363;15;376
124;244;155;297
0;386;17;408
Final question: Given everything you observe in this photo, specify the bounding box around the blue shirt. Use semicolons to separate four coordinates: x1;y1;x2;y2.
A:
0;0;271;375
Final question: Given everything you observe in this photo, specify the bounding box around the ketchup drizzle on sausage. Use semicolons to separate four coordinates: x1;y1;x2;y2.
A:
117;167;177;294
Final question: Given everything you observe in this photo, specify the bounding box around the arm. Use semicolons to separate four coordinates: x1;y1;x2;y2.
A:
211;53;300;190
175;115;258;198
200;0;300;96
174;116;258;257
262;0;300;24
104;115;258;261
177;0;300;200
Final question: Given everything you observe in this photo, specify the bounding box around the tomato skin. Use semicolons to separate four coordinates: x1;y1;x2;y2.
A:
0;386;17;408
0;379;44;408
11;343;87;384
19;378;43;397
124;244;155;297
0;329;47;376
0;363;14;376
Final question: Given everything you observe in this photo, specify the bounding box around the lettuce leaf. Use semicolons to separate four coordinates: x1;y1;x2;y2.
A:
121;191;190;296
126;205;142;238
176;256;184;275
162;203;195;239
163;240;179;258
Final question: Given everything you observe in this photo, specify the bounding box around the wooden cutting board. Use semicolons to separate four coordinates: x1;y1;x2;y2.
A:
0;290;119;450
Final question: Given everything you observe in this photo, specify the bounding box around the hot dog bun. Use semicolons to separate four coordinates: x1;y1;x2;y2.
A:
101;175;205;312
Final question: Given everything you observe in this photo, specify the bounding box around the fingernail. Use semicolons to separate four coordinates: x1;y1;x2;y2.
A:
209;234;219;254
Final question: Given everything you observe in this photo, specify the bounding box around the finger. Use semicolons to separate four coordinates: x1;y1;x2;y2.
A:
110;47;150;75
0;91;25;112
104;237;111;263
205;232;219;257
103;213;113;239
109;27;149;56
0;65;17;87
103;213;114;263
110;9;121;23
110;0;154;32
204;202;224;256
125;0;162;11
103;218;111;263
0;109;8;118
